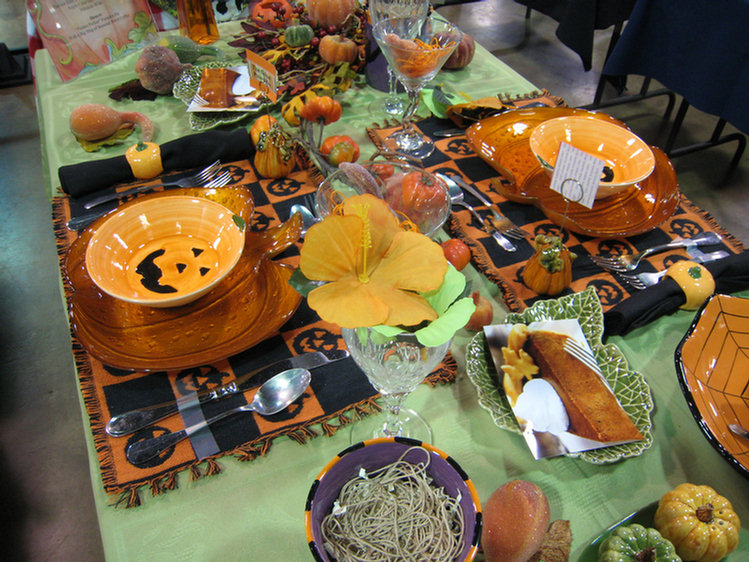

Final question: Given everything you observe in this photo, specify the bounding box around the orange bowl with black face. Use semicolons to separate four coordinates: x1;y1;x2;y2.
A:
529;116;655;199
85;196;245;308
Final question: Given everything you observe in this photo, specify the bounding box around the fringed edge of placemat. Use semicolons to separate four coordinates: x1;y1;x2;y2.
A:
680;193;745;252
444;214;526;313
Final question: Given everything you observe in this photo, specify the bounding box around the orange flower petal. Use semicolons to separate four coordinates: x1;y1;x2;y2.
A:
365;282;438;327
307;275;390;328
371;231;447;293
341;194;400;270
299;215;362;281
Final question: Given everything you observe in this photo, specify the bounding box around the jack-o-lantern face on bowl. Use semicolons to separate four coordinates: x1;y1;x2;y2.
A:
85;196;245;307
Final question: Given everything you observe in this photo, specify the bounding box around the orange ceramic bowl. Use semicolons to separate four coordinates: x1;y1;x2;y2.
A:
85;196;245;308
529;116;655;199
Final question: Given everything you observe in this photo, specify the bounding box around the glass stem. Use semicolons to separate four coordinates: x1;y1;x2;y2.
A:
381;392;408;437
400;88;420;137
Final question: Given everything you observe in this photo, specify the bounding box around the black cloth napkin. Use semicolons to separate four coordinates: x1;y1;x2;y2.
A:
59;129;253;198
604;251;749;337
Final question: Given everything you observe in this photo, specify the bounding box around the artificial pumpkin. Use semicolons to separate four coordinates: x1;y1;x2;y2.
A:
298;95;342;125
254;125;295;178
251;0;292;28
318;34;359;65
306;0;358;30
320;134;359;163
284;22;314;47
522;234;576;296
597;524;681;562
654;483;740;562
250;114;277;147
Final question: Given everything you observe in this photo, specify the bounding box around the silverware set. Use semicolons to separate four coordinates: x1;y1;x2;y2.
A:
590;231;728;291
437;173;526;252
67;160;231;230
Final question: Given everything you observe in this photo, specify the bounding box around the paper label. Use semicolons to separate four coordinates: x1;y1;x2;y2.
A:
550;142;604;209
246;49;279;102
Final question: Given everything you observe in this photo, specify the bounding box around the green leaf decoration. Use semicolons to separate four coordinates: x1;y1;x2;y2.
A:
414;296;475;347
423;264;466;316
288;268;324;297
232;215;246;231
75;127;134;152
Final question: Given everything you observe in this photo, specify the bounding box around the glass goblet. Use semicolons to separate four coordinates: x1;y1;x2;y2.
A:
373;16;462;159
342;326;451;444
368;0;430;116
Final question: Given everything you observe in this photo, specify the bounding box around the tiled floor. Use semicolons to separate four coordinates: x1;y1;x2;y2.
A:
0;1;745;560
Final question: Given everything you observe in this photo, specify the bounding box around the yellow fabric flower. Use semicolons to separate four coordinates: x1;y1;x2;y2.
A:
299;194;448;329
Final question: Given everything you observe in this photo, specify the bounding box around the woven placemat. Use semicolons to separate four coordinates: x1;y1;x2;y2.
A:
52;159;457;507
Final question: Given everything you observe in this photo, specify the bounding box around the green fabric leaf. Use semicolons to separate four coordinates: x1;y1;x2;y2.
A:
413;297;475;347
423;264;466;315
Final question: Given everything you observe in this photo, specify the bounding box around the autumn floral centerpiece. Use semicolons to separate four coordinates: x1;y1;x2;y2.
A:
290;193;475;346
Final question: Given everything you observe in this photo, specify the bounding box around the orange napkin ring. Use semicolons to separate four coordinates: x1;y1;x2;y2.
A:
666;260;715;310
125;141;163;179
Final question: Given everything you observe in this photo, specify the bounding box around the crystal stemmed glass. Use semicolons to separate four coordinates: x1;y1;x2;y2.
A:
373;16;462;159
342;326;451;444
368;0;430;116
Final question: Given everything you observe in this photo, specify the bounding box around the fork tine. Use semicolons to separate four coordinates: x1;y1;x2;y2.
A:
194;160;221;183
590;256;628;273
620;276;646;291
204;170;232;188
564;338;602;375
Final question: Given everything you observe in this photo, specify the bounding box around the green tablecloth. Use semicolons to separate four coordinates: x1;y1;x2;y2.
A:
35;21;748;562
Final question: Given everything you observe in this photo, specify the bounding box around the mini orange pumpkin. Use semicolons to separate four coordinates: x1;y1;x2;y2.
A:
250;114;277;147
298;95;342;125
254;125;295;178
251;0;292;28
307;0;358;30
522;234;576;296
318;34;359;65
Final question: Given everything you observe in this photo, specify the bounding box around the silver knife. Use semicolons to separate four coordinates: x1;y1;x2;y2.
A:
105;349;349;437
83;182;180;209
448;173;507;221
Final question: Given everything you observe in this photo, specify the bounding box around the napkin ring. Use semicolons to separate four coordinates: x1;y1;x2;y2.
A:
666;260;715;310
126;141;164;179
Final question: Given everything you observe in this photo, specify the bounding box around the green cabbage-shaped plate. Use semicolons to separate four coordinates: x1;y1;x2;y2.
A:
173;61;264;131
465;286;654;464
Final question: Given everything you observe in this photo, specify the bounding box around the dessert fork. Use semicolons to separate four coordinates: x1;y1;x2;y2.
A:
590;232;722;272
563;337;603;377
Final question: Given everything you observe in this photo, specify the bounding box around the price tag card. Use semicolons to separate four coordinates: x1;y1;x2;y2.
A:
246;49;279;102
550;142;604;209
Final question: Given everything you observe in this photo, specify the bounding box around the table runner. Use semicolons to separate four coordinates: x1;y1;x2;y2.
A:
368;116;745;313
52;159;456;508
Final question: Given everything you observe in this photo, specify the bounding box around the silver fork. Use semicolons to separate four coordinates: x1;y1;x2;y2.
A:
590;231;723;272
82;160;222;210
563;337;603;376
437;173;517;252
446;173;528;240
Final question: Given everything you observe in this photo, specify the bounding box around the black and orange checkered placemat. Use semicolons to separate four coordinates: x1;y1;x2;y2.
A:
52;159;456;508
368;116;745;313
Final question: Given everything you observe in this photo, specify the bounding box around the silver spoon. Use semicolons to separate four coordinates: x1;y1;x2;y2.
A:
126;368;312;465
290;203;319;236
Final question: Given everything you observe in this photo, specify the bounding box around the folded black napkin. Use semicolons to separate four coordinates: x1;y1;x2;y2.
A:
59;129;253;198
604;251;749;336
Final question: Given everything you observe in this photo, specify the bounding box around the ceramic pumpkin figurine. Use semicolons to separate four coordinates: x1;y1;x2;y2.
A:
522;234;576;296
597;523;681;562
251;0;292;28
306;0;358;29
654;483;740;562
254;125;295;178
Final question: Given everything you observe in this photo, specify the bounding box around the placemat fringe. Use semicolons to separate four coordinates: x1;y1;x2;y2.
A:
680;195;745;251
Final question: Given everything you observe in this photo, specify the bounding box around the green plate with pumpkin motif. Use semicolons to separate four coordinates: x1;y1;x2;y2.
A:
173;61;266;131
465;286;654;464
